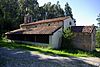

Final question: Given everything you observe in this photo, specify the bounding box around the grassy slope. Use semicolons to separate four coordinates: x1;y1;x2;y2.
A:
0;39;100;57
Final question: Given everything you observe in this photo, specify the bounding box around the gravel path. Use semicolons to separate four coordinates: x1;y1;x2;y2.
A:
0;47;100;67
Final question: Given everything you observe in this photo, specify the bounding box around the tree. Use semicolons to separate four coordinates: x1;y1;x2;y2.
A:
18;0;39;22
38;6;45;20
65;2;73;19
96;29;100;47
41;1;64;19
0;0;20;34
55;1;64;17
96;13;100;27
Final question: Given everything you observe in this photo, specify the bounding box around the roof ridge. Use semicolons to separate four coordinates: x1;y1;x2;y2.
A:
20;16;70;26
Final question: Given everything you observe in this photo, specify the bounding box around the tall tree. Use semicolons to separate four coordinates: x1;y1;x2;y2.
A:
41;1;64;19
56;1;64;17
38;6;45;20
96;13;100;27
42;2;52;19
0;0;20;33
0;0;21;37
18;0;39;22
65;2;73;19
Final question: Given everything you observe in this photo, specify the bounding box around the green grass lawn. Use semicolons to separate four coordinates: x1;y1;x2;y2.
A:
0;39;100;57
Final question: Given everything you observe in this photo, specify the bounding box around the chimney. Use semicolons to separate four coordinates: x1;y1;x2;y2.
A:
24;13;32;24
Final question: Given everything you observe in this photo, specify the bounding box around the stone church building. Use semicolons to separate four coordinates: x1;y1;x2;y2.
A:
6;16;76;49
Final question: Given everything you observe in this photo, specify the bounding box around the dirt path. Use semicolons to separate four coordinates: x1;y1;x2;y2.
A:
0;47;100;67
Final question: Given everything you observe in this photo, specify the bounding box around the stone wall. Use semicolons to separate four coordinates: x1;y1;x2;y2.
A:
72;32;94;51
91;28;96;51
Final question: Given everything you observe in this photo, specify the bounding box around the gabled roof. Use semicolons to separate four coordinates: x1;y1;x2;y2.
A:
20;16;70;26
6;26;61;35
71;26;95;33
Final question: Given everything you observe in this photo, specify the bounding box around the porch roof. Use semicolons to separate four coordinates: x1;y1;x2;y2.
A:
5;26;61;35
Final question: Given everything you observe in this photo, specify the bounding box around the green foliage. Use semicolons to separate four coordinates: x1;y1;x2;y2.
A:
65;2;73;19
63;28;73;39
96;29;100;47
42;1;64;19
0;0;20;32
62;28;74;49
18;0;39;21
96;14;100;23
96;13;100;27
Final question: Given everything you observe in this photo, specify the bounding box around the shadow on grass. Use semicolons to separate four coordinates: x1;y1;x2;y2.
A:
0;41;100;58
90;50;100;58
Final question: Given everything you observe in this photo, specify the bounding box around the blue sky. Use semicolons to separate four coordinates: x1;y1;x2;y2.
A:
37;0;100;26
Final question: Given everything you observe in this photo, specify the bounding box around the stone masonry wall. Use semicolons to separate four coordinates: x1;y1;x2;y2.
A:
72;33;92;51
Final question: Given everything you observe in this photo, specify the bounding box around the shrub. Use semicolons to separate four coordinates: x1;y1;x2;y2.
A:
61;28;74;49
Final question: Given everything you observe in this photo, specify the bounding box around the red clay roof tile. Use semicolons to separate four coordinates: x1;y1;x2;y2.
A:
6;26;61;35
71;26;95;33
20;16;70;26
